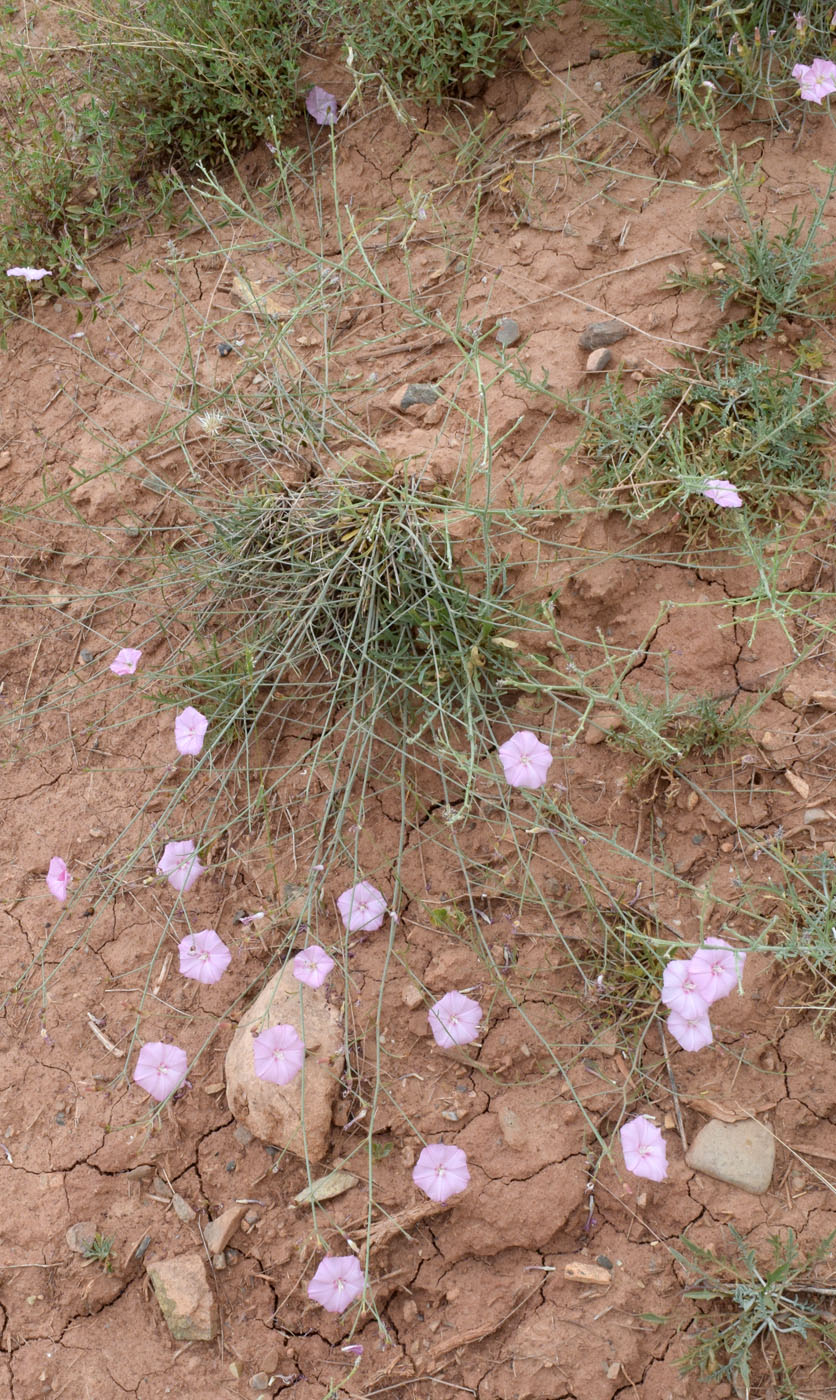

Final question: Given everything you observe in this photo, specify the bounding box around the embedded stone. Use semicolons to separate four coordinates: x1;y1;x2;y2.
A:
203;1204;247;1255
224;964;343;1161
578;319;629;349
146;1252;218;1341
686;1118;775;1194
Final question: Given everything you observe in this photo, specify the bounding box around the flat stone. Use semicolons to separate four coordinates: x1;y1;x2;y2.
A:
401;983;423;1010
170;1192;196;1223
585;347;612;373
147;1252;218;1341
686;1118;775;1194
203;1203;247;1255
66;1221;97;1254
398;382;439;409
578;319;629;350
224;964;344;1161
495;316;521;347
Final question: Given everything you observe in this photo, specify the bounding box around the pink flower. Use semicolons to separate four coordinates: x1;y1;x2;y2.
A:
110;647;142;675
46;856;70;903
689;936;744;1004
661;959;710;1019
174;706;208;756
412;1143;470;1202
157;839;204;894
619;1116;668;1181
6;266;50;281
498;730;553;788
342;1344;363;1357
428;991;482;1048
305;85;338;124
133;1041;188;1101
337;881;387;932
307;1255;364;1313
178;928;231;984
701;478;743;508
293;945;335;988
794;10;808;34
252;1024;305;1084
667;1008;714;1052
792;57;836;102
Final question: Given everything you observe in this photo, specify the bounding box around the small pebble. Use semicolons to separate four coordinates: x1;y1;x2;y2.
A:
66;1221;98;1254
55;1111;66;1126
225;1159;237;1173
171;1192;196;1223
398;382;439;409
250;1375;271;1392
585;347;612;373
691;833;705;846
495;316;521;347
79;648;96;664
590;47;601;58
596;1254;613;1270
217;342;233;356
234;1123;253;1148
579;319;629;350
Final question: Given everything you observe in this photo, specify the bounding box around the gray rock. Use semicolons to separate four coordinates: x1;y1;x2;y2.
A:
399;383;439;409
203;1203;247;1255
66;1221;97;1254
686;1118;775;1194
585;347;612;373
146;1252;218;1341
224;964;344;1161
578;319;629;350
495;316;521;347
171;1192;196;1223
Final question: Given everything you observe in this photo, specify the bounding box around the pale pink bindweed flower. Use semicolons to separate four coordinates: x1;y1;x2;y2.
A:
498;730;553;788
305;85;338;124
46;856;71;903
620;1115;668;1181
701;478;743;508
428;991;482;1048
689;936;745;1004
133;1041;188;1101
794;10;808;34
157;839;204;894
178;929;231;984
661;959;710;1020
307;1255;365;1313
337;881;387;932
174;706;208;757
412;1143;470;1202
6;266;50;281
293;945;335;989
252;1024;305;1084
667;1008;714;1053
110;647;142;675
793;57;836;102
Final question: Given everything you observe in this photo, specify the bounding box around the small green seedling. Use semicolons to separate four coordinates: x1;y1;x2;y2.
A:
83;1233;115;1273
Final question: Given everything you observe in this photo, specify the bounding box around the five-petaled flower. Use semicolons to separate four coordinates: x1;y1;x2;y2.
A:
178;929;231;984
157;839;204;894
337;881;387;932
619;1115;668;1181
689;936;744;1004
252;1024;305;1084
46;856;71;903
792;57;836;102
305;85;339;124
6;266;50;281
293;945;335;989
701;478;743;508
667;1008;714;1053
412;1143;470;1202
174;706;208;757
307;1255;365;1313
133;1041;188;1101
498;730;553;788
428;991;482;1048
110;647;142;675
661;959;710;1020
